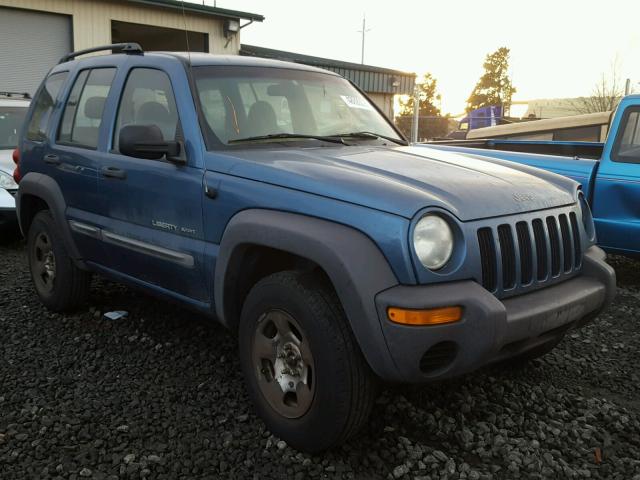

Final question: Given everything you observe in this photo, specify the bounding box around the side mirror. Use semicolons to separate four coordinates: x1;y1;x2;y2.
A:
118;124;183;163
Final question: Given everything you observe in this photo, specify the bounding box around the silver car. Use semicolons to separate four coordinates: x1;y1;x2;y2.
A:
0;92;29;230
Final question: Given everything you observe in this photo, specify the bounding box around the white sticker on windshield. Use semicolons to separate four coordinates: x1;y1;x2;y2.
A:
340;95;374;111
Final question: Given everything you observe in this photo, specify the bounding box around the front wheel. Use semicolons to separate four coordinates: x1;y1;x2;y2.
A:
238;270;377;453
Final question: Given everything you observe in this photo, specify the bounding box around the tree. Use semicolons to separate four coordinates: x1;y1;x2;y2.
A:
395;73;448;140
571;61;624;114
466;47;516;114
398;73;441;117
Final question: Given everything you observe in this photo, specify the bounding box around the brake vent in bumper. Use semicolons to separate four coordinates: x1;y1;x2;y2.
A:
419;341;457;374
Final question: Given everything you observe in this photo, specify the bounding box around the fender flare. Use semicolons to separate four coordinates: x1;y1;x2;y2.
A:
214;209;402;380
16;172;83;262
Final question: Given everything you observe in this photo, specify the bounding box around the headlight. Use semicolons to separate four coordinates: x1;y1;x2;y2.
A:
413;214;454;270
0;171;18;190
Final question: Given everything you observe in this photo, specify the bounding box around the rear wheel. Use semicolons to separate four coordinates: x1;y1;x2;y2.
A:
27;210;91;311
238;270;376;453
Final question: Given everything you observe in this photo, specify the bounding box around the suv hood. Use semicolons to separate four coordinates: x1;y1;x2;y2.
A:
219;145;577;221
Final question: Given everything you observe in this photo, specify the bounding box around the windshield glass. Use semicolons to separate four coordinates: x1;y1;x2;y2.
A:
193;66;402;146
0;106;28;150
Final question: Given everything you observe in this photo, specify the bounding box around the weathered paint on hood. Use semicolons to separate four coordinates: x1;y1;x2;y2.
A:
211;145;577;221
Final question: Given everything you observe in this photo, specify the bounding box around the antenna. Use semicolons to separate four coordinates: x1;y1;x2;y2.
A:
180;0;192;66
357;14;371;64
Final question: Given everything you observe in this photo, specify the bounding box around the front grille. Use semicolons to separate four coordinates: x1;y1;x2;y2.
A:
515;221;533;285
546;217;561;276
569;212;582;269
532;219;547;281
477;210;583;295
477;227;497;292
498;224;516;289
559;214;572;272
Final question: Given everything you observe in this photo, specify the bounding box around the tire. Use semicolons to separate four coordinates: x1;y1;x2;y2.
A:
238;270;377;453
27;210;91;312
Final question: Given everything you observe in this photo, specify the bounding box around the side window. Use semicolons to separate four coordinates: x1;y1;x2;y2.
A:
612;108;640;164
58;70;89;142
114;68;179;150
58;68;116;149
26;71;69;142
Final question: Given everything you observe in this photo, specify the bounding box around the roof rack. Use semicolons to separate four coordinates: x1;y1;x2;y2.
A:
59;42;143;64
0;91;31;99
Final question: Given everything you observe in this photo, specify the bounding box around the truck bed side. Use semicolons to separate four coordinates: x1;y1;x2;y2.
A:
428;139;604;160
423;144;600;200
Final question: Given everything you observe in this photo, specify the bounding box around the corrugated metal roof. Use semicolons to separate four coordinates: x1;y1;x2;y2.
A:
240;44;416;95
126;0;265;21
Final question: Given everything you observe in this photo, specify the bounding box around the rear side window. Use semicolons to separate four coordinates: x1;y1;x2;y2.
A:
26;71;69;142
58;68;116;149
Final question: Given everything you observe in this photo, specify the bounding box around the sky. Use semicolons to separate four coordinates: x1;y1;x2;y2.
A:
197;0;640;115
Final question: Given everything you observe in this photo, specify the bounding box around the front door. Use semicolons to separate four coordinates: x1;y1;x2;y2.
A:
592;105;640;254
95;66;207;302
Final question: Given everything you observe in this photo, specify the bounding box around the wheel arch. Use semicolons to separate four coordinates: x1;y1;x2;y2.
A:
214;209;401;379
17;172;83;264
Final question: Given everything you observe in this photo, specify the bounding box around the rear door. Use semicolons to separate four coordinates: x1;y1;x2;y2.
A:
592;105;640;254
94;63;207;302
47;67;117;260
21;71;69;178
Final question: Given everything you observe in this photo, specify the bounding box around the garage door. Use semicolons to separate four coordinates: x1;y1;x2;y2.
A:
0;8;71;95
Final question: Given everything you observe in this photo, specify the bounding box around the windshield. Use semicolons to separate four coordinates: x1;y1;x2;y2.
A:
0;106;28;150
193;66;402;146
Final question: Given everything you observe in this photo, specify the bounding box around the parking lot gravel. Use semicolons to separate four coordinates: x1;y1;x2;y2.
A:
1;236;640;480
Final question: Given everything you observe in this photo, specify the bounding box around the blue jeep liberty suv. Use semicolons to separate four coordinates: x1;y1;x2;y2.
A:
14;44;615;452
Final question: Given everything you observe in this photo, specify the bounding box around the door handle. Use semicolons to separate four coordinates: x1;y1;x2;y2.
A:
101;166;127;180
43;154;60;166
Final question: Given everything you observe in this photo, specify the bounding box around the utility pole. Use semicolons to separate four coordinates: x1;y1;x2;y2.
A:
625;78;631;96
358;15;371;64
411;86;420;143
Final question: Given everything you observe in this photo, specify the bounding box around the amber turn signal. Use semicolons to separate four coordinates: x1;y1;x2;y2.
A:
387;306;462;326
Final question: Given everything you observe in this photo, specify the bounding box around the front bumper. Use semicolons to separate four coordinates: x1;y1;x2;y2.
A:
0;188;17;228
375;246;615;382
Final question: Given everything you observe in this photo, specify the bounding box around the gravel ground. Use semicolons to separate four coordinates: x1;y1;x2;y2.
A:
1;236;640;480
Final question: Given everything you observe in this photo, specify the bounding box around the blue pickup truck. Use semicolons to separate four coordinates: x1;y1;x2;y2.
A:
427;96;640;258
14;44;615;452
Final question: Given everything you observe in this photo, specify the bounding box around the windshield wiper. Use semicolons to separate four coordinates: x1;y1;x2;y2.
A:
333;131;408;145
228;133;346;145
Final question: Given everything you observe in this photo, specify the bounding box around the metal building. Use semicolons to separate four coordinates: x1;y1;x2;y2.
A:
0;0;263;94
240;44;416;118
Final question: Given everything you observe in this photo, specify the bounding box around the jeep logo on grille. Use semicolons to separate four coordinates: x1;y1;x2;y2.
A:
513;193;536;203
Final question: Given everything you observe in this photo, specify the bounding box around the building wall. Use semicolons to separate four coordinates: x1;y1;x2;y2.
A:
0;0;239;54
367;92;394;119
